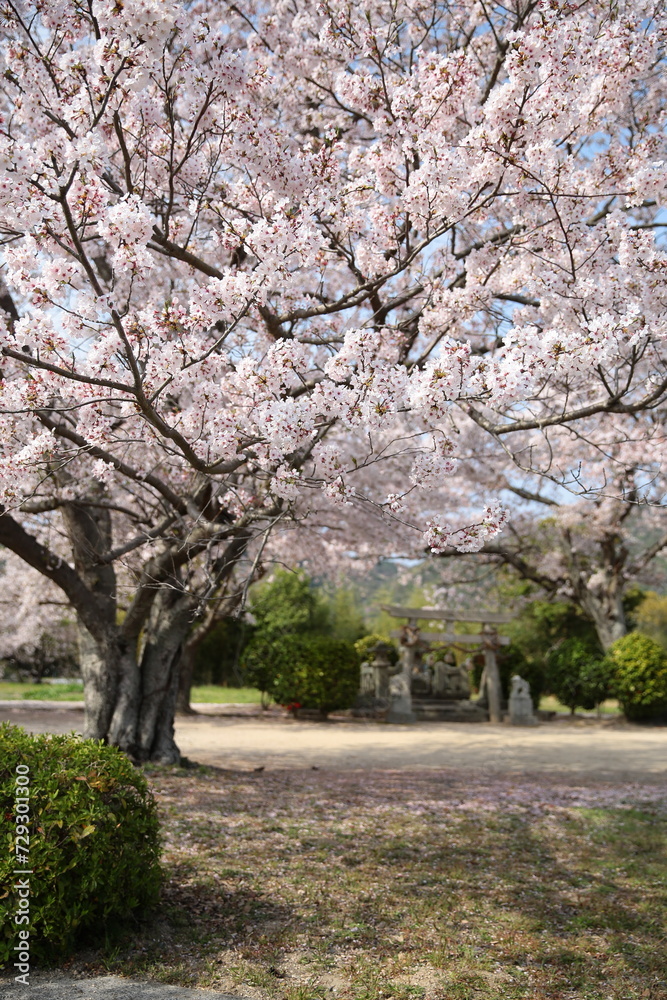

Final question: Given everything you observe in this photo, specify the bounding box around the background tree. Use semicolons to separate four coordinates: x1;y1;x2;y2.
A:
0;552;78;681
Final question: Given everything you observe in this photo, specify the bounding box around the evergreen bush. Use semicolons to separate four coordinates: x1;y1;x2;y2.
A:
605;632;667;721
546;637;610;713
0;725;161;965
244;634;359;714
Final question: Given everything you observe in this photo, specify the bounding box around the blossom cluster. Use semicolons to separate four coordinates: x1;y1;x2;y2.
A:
0;0;663;568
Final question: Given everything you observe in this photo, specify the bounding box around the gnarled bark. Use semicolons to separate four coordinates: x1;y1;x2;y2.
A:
137;588;198;762
0;504;251;762
577;568;627;650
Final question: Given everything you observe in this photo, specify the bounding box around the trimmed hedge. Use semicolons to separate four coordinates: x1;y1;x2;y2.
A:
244;634;359;713
0;725;161;965
605;632;667;721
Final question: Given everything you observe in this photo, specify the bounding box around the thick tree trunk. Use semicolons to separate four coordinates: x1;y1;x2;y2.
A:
579;569;627;651
77;602;195;762
107;641;143;753
136;589;198;762
77;623;118;741
0;502;251;763
176;641;197;715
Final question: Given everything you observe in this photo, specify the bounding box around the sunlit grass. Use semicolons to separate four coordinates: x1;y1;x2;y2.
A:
539;694;621;716
0;680;622;715
190;685;264;704
0;680;264;704
0;679;85;700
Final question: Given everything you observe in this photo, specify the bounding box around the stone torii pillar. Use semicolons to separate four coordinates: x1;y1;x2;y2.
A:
481;624;503;724
387;621;418;724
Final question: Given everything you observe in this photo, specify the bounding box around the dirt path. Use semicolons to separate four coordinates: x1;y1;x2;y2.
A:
1;702;665;780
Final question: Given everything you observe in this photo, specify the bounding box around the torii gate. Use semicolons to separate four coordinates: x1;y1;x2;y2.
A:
380;605;512;723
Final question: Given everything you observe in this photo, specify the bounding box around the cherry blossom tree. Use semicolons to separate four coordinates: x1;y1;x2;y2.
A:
0;550;77;677
0;0;665;758
427;426;667;649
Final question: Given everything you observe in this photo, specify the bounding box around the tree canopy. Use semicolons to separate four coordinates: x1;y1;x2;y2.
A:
0;0;665;756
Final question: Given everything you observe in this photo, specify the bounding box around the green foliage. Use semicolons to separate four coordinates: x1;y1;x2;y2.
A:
323;586;367;643
498;646;545;708
0;725;161;965
354;633;399;665
632;591;667;651
623;584;650;626
507;599;599;659
192;617;247;686
249;568;331;640
605;632;667;721
243;569;369;698
244;634;359;713
496;600;601;708
546;638;610;713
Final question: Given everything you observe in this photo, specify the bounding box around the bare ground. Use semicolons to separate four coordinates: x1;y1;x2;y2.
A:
0;702;665;781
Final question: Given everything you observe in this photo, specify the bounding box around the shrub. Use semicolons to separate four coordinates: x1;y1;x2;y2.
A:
353;633;399;666
0;725;161;965
244;634;359;713
632;591;667;651
546;637;610;713
605;632;667;721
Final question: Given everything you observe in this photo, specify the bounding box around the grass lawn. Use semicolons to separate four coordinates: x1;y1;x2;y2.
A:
0;681;263;704
72;767;666;1000
538;695;621;716
0;681;619;716
191;685;264;704
0;680;86;700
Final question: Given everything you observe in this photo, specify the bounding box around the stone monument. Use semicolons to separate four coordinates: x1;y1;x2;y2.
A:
387;670;416;724
353;641;394;715
432;651;471;699
387;628;418;723
508;674;537;726
359;660;375;697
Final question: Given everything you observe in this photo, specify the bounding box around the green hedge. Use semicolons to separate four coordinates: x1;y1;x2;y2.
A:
0;725;161;965
244;634;359;713
605;633;667;721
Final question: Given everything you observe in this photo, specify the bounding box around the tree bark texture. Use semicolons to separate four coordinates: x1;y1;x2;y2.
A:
577;569;627;650
0;505;249;762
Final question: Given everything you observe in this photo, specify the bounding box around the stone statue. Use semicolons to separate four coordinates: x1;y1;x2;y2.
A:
354;641;395;714
509;674;537;726
387;669;416;723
